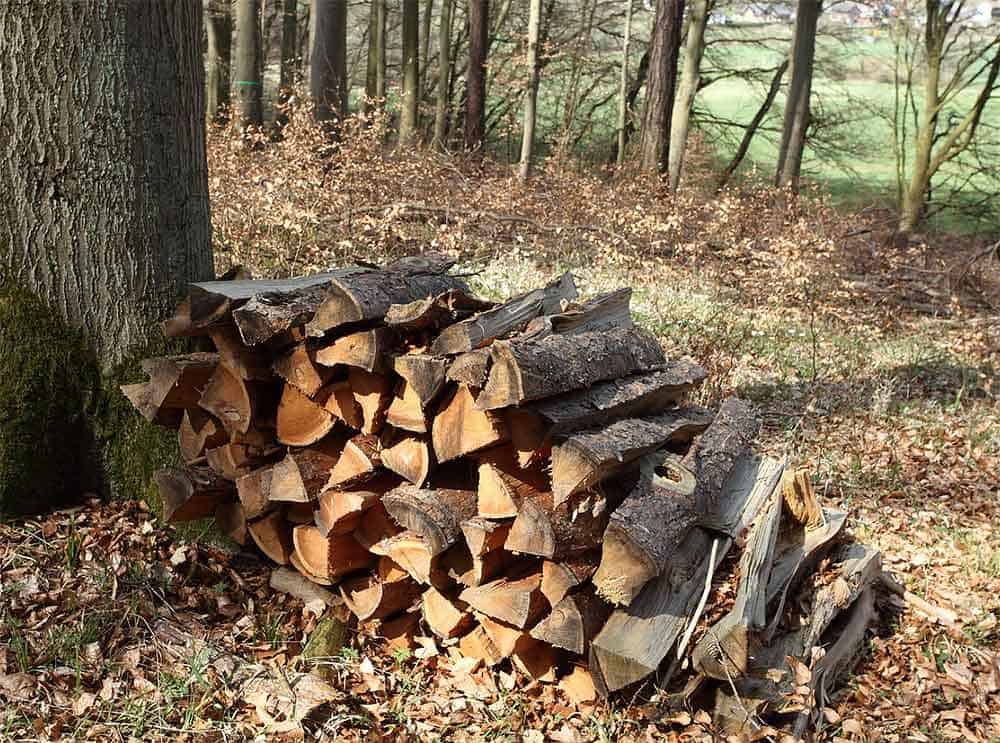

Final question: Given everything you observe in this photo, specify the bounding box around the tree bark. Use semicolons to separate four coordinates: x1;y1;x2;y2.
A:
421;0;435;97
434;0;455;146
365;0;381;111
0;0;213;511
465;0;489;151
518;0;542;182
234;0;264;128
277;0;298;110
310;0;348;129
376;0;387;100
639;0;685;173
667;0;708;190
205;0;232;125
616;0;634;166
401;0;421;144
775;0;821;190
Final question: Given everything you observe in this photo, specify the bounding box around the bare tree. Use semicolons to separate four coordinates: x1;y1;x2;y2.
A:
667;0;709;189
234;0;264;128
434;0;456;146
616;0;634;166
0;0;213;511
518;0;543;181
205;0;232;124
775;0;821;189
401;0;421;144
466;0;489;151
639;0;685;173
311;0;348;128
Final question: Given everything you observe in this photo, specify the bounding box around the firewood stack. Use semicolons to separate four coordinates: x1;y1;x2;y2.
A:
123;253;882;732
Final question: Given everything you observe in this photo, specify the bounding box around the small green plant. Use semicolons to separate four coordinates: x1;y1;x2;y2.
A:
64;520;82;571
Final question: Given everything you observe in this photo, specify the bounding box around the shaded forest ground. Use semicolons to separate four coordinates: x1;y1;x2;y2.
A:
1;118;998;741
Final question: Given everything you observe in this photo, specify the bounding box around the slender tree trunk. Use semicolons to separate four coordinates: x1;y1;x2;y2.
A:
465;0;489;152
616;0;634;166
518;0;542;182
234;0;264;128
667;0;708;190
365;1;380;111
639;0;685;173
775;0;821;189
421;0;435;97
434;0;455;146
0;0;214;511
898;46;940;238
276;0;299;127
401;0;421;144
311;0;348;129
205;0;233;125
376;0;387;100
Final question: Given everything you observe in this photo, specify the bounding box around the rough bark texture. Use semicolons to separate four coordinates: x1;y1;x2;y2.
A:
639;0;685;172
401;0;421;144
688;397;760;515
205;0;232;124
465;0;489;151
234;0;264;127
434;0;455;146
311;0;348;128
775;0;821;189
0;1;213;513
383;485;478;556
667;0;708;190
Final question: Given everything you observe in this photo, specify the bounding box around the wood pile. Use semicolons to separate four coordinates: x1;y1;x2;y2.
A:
123;253;883;733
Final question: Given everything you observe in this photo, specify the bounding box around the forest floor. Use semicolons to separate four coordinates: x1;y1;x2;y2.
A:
2;128;999;741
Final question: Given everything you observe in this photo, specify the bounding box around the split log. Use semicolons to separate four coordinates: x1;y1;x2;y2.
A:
421;586;475;639
272;343;334;396
381;435;433;487
354;502;403;550
511;636;560;682
459;572;548;629
381;532;443;585
276;383;336;446
476;326;666;410
348;368;392;434
379;611;421;650
385;381;429;433
248;509;295;565
289;551;335;586
340;575;421;621
559;665;598;705
154;465;234;522
550;406;713;502
477;614;528;659
385;288;493;331
305;253;465;336
270;438;344;503
206;442;267;481
505;491;610;560
325;434;381;490
314;328;394;372
590;454;781;692
121;352;218;427
317;380;363;429
458;625;505;667
292;525;373;580
504;407;551;467
215;501;249;545
459;550;516;588
476;445;549;518
207;324;272;380
236;466;274;519
178;409;227;462
592;456;699;607
392;354;449;406
446;348;491;388
161;296;198;338
781;467;825;528
687;397;761;516
432;385;509;463
271;566;340;606
197;363;263;435
429;272;577;356
530;591;612;654
377;556;411;584
540;552;600;606
516;361;708;448
314;475;398;537
189;271;348;330
460;517;511;557
524;287;632;337
383;485;477;556
286;502;315;524
691;489;783;679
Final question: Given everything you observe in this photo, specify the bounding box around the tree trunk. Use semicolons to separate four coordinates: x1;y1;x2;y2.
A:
434;0;455;146
0;0;214;513
667;0;708;190
465;0;489;152
234;0;264;128
278;0;298;94
615;0;633;166
311;0;348;129
518;0;542;182
365;0;380;111
639;0;685;173
401;0;421;144
205;0;232;125
376;0;387;100
421;0;435;98
775;0;821;190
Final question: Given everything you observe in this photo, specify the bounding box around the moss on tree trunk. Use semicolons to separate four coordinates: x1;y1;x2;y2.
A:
0;284;183;518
